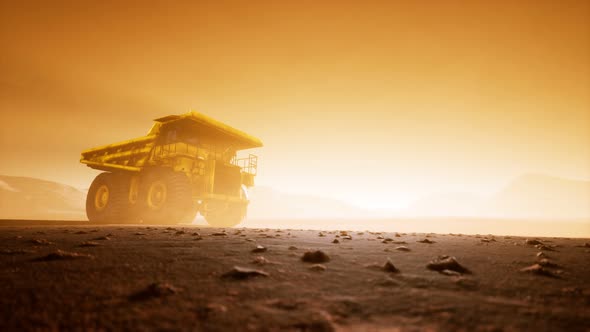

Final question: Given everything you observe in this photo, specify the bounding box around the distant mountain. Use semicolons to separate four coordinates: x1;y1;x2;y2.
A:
399;192;486;217
485;173;590;219
0;175;86;220
402;174;590;220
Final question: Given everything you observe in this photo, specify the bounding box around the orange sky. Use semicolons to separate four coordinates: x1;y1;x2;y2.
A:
1;1;589;210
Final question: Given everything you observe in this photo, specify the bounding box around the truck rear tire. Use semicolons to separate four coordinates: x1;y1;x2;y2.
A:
139;169;194;224
86;172;129;223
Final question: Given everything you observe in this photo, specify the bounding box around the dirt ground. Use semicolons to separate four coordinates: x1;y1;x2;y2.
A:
0;222;589;331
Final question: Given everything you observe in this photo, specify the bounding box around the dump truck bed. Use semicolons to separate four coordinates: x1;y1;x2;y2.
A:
80;111;262;173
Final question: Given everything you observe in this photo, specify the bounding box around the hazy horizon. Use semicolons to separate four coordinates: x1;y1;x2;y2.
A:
1;2;589;234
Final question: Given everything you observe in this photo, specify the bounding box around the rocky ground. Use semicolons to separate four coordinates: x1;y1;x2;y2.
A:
0;222;589;331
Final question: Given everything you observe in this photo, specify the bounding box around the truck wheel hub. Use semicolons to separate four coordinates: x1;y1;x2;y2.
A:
94;185;109;211
147;182;167;209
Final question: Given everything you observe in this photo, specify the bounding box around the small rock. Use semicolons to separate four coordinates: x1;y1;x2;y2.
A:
192;232;201;236
1;249;35;255
535;244;555;251
221;266;269;279
525;239;543;246
74;231;89;235
212;231;227;236
134;232;146;236
394;233;401;237
92;236;110;241
129;282;179;301
376;235;384;239
440;269;461;276
418;239;435;244
193;236;203;241
309;264;327;271
520;264;558;277
251;256;270;265
536;252;548;258
341;235;352;240
537;258;560;268
78;241;101;247
332;239;340;244
30;239;53;246
252;245;267;253
302;250;330;263
33;250;94;261
395;246;411;252
288;246;298;250
175;230;186;235
204;303;228;313
427;255;470;274
383;259;400;273
318;232;326;237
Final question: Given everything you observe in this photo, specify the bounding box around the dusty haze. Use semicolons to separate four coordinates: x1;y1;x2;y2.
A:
1;1;589;233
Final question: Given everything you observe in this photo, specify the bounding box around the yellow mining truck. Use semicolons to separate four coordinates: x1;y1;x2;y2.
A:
80;111;262;227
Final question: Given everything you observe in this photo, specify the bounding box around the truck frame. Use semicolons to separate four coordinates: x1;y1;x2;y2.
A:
80;111;263;227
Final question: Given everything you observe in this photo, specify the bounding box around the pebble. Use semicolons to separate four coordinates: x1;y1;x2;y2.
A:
525;239;543;246
222;266;269;279
251;256;270;265
1;249;35;255
30;239;53;245
395;246;411;252
78;241;101;247
418;239;435;244
288;246;298;250
252;245;267;253
129;282;179;301
212;232;228;236
332;239;340;244
309;264;327;272
33;250;94;261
